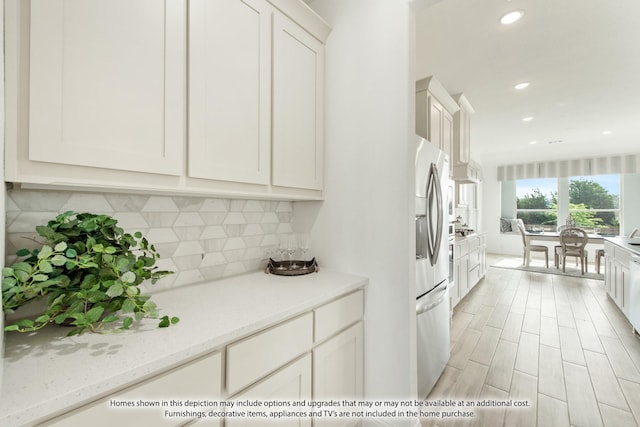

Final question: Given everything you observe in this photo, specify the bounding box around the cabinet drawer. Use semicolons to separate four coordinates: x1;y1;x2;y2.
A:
227;313;313;396
467;237;480;251
314;290;364;343
43;352;222;426
455;241;469;257
614;246;631;266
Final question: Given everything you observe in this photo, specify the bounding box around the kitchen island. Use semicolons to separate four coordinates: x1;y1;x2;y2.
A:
603;237;640;325
0;269;367;426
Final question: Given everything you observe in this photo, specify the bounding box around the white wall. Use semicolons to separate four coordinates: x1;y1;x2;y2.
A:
297;0;418;414
1;0;6;392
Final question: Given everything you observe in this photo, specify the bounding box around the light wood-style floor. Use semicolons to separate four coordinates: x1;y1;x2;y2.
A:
422;254;640;427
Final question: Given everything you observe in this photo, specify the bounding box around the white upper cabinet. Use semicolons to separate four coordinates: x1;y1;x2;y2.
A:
5;0;330;200
272;12;324;190
27;0;185;176
415;76;458;166
188;0;271;185
451;93;481;183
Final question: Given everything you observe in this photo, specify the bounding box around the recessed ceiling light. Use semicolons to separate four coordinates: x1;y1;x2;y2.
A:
500;10;524;25
522;116;534;122
514;82;530;90
529;141;537;145
602;130;612;135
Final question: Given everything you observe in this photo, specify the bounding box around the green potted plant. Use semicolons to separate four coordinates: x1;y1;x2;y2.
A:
2;211;178;335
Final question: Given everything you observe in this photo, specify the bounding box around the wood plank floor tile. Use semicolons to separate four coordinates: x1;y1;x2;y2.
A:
540;315;561;348
564;361;604;427
467;305;494;332
510;288;529;315
600;336;640;383
469;326;501;367
576;318;605;353
428;365;461;400
522;308;541;335
584;350;630;411
599;403;638;427
619;379;640;426
515;331;539;376
500;312;524;343
539;344;566;401
471;384;508;427
449;328;482;370
435;256;640;427
538;394;570;427
450;360;489;401
503;371;537;427
451;311;474;343
590;310;620;339
485;303;510;330
619;334;640;374
556;300;577;329
559;326;586;365
485;339;518;392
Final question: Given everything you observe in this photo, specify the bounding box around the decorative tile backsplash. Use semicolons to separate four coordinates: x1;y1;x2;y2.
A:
5;190;294;292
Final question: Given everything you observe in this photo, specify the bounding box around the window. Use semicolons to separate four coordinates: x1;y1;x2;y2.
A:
516;178;558;231
513;174;621;234
568;175;620;235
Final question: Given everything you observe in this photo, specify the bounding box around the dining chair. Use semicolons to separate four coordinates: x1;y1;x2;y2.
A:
559;227;588;274
595;227;638;273
517;219;549;268
554;225;568;268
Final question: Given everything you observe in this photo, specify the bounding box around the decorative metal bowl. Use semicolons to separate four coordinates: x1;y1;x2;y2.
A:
265;258;319;276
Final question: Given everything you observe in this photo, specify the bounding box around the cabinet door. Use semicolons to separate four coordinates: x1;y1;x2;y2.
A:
442;108;454;163
272;12;324;190
313;322;364;427
615;262;623;307
28;0;185;175
428;95;444;151
188;0;271;185
226;354;312;427
621;265;631;316
455;108;471;165
604;256;613;295
44;352;223;426
460;255;470;296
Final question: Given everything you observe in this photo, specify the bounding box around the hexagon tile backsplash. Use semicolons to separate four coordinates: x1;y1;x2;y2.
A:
5;190;294;292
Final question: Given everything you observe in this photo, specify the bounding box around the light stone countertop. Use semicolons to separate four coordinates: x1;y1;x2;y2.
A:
604;236;640;257
0;269;368;427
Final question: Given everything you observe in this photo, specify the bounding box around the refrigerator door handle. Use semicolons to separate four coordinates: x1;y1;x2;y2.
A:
416;282;448;314
426;162;443;266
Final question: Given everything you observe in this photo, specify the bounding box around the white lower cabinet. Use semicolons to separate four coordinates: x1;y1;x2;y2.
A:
313;322;364;427
452;234;486;309
603;239;640;334
605;241;631;317
41;290;364;427
42;352;223;427
226;354;312;427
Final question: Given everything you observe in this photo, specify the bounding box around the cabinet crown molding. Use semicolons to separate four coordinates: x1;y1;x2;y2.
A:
452;93;475;115
415;76;460;114
267;0;331;42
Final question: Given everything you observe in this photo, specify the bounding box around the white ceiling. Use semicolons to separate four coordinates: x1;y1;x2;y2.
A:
416;0;640;166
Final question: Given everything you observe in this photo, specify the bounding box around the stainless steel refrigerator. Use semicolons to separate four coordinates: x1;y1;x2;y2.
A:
415;136;451;399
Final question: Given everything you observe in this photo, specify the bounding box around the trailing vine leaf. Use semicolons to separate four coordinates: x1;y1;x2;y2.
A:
2;211;177;335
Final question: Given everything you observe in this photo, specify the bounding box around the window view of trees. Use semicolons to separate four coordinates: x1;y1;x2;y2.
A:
515;175;620;234
569;176;619;234
516;187;557;230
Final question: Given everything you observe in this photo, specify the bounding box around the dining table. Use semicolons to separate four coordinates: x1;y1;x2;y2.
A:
523;231;610;268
